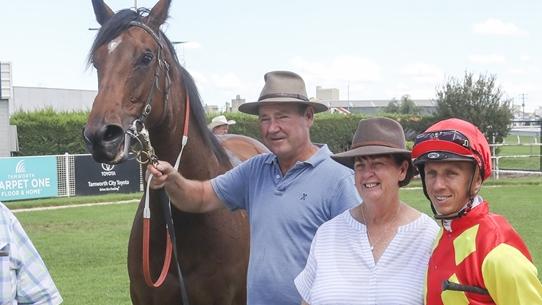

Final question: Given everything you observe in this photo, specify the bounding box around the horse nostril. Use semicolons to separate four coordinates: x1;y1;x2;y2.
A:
102;125;124;142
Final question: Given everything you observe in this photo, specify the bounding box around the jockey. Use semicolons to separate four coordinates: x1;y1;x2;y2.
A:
412;118;542;305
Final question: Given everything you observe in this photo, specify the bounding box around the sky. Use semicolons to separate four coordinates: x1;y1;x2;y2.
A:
1;0;541;112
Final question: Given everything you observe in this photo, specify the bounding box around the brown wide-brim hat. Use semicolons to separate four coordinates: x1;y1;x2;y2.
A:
238;70;328;115
332;117;412;169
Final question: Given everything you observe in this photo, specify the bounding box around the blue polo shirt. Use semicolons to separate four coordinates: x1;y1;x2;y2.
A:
211;145;360;305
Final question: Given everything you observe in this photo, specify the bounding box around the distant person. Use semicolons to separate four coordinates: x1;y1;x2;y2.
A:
295;117;439;305
0;201;63;304
208;115;236;135
412;118;542;305
147;70;359;304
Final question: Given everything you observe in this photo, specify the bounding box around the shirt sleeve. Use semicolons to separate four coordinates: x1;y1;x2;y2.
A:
482;243;542;305
294;230;319;303
211;157;254;211
8;210;63;305
327;172;360;218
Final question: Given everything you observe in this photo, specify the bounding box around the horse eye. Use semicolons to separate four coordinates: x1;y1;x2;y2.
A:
140;52;154;65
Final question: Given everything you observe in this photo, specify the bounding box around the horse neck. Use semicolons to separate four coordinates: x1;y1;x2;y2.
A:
149;87;225;180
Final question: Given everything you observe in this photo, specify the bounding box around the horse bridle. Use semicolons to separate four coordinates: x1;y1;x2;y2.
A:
123;20;172;165
120;20;191;305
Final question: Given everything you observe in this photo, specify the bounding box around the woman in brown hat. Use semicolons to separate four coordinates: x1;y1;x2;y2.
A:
295;117;439;305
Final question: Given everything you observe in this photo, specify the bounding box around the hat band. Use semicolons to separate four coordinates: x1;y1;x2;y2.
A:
352;141;402;149
258;93;309;102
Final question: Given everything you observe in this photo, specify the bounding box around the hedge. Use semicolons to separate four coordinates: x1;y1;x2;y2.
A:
10;108;88;156
11;109;436;155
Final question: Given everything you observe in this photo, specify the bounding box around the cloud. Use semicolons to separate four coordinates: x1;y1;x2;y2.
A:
187;70;260;106
399;63;443;83
181;41;201;49
473;18;528;37
289;55;381;84
468;54;506;64
520;54;531;62
285;55;381;99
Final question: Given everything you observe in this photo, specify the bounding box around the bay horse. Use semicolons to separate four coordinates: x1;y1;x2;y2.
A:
83;0;268;304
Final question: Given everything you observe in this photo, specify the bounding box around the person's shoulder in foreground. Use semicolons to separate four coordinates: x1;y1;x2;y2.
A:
0;202;63;305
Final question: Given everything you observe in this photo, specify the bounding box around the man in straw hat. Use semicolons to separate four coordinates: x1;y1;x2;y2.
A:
208;115;236;135
147;71;359;304
295;117;438;304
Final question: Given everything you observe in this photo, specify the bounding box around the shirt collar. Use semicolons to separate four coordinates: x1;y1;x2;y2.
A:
264;144;331;167
442;195;484;232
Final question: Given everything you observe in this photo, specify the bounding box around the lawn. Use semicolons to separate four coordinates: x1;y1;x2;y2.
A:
11;179;542;304
496;135;541;171
15;202;137;305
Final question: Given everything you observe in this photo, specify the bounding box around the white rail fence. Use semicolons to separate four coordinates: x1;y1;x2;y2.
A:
490;139;542;179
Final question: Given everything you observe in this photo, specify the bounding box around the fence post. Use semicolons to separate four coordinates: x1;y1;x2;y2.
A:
64;152;71;197
539;120;542;172
491;135;496;179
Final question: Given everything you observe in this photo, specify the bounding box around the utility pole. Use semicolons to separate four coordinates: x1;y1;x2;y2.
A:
519;93;527;120
347;81;351;111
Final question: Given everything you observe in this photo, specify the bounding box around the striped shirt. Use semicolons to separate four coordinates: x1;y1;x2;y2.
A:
0;202;62;305
295;209;439;305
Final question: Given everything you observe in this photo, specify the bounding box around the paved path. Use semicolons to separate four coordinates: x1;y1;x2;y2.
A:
12;199;139;213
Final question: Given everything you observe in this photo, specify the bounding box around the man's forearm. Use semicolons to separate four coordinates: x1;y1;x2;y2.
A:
163;176;223;213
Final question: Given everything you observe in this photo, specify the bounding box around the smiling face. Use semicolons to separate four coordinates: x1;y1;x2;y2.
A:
258;103;314;167
354;155;408;204
423;160;482;216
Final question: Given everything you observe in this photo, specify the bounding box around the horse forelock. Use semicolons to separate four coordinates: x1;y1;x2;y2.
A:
88;9;146;66
87;7;230;166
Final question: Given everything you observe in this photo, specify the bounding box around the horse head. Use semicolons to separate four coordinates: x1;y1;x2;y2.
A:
84;0;174;164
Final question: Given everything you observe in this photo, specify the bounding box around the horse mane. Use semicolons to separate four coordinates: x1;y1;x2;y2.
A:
88;8;230;165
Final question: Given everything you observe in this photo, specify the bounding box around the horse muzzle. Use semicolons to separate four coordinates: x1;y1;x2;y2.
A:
82;124;130;164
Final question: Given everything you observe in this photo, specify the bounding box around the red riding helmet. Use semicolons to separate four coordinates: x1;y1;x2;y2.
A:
412;118;492;181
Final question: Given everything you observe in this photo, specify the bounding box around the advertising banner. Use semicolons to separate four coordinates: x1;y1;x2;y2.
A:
0;156;58;201
74;155;140;195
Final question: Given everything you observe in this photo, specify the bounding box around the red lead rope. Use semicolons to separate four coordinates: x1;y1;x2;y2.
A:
143;220;173;287
142;92;191;288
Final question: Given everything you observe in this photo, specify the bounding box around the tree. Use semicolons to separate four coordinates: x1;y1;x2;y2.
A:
384;99;400;113
434;72;513;143
398;95;420;115
384;95;420;115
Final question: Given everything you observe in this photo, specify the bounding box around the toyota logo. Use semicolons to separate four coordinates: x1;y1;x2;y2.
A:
101;163;115;171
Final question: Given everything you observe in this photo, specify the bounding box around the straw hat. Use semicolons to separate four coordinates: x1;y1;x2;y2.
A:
238;71;328;115
208;115;236;130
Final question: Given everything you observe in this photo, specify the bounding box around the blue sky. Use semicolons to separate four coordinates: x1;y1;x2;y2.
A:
1;0;540;111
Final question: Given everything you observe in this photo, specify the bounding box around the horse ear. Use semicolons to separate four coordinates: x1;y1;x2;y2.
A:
92;0;115;25
146;0;172;29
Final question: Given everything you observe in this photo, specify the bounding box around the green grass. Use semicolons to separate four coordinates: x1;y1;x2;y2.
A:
15;203;137;305
496;135;542;171
11;179;542;304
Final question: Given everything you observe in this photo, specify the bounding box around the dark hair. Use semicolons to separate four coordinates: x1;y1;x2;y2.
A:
354;154;416;187
391;154;416;187
296;103;310;115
